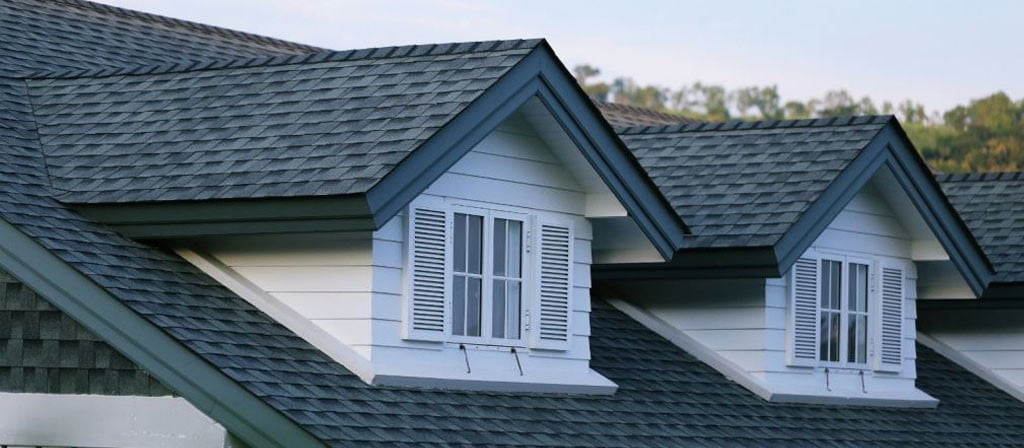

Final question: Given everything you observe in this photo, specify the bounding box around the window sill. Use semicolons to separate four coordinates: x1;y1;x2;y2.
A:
767;385;939;408
370;366;618;395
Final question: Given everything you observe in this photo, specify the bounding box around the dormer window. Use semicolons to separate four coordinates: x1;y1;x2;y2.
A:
818;259;869;365
451;210;525;342
404;200;574;351
790;253;905;373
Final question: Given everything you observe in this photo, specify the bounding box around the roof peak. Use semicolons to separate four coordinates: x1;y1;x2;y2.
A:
22;38;545;80
30;0;321;53
617;114;894;135
936;171;1024;182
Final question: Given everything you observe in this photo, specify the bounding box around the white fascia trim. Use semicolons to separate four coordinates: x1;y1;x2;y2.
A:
0;393;225;448
176;248;375;384
605;298;775;401
918;331;1024;403
373;370;617;395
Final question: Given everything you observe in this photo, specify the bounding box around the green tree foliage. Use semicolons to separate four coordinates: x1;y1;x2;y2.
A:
572;64;1024;172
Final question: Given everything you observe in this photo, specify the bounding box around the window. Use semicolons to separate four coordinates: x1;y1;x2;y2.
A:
790;255;904;372
818;259;869;365
451;210;525;343
406;202;574;350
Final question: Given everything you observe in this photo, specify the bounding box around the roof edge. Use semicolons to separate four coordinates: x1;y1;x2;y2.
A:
22;38;544;80
0;217;324;447
616;114;894;136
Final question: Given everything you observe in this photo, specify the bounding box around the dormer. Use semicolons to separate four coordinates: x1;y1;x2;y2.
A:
40;40;686;394
599;116;993;407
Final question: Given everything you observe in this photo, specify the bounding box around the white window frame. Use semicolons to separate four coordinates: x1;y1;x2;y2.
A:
447;203;531;347
816;253;874;370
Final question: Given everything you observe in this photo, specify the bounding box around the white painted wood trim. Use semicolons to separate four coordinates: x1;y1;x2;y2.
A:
917;331;1024;403
0;393;225;448
176;248;375;384
605;298;775;401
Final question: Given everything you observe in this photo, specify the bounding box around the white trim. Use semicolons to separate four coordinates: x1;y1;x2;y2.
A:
918;331;1024;403
176;248;375;384
0;393;225;448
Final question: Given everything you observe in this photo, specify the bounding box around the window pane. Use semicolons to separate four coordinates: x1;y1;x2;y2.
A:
847;315;857;363
820;261;831;308
452;275;466;336
493;219;507;277
856;314;868;363
453;214;466;273
492;279;507;338
820;311;840;362
466;277;481;336
507;220;522;278
507;281;521;339
467;214;483;275
848;263;868;312
830;261;841;309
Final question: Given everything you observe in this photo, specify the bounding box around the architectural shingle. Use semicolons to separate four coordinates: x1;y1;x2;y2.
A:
0;1;1022;446
594;101;699;127
619;116;890;248
26;40;540;203
938;172;1024;283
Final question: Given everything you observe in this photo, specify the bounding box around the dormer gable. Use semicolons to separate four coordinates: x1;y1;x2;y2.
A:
603;117;993;407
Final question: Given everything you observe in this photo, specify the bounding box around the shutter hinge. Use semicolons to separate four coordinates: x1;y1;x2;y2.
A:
526;229;533;254
524;308;531;331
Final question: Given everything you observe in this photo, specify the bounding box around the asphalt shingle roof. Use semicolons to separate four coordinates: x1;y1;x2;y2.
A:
2;1;1024;446
25;40;540;203
618;117;890;248
938;172;1024;284
594;101;699;127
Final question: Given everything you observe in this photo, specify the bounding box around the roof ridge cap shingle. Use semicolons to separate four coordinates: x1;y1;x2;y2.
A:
616;114;894;135
21;38;545;80
936;171;1024;182
37;0;322;54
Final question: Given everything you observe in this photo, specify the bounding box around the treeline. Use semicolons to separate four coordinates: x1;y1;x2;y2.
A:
575;65;1024;172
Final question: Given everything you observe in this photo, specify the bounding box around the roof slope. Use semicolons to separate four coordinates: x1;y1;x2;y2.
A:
619;116;889;248
594;101;699;127
26;40;540;203
938;172;1024;284
0;0;317;76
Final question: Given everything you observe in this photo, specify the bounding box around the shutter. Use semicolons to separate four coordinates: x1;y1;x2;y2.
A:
874;263;904;372
788;257;819;367
402;205;449;342
530;220;573;351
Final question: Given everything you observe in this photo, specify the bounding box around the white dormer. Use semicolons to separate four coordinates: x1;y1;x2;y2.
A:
610;168;981;407
174;101;674;394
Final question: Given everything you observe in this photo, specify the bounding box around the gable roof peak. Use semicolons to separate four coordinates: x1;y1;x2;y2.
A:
617;114;895;135
23;38;546;80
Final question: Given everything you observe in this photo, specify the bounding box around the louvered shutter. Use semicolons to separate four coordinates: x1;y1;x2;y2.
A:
874;262;904;372
403;205;449;342
788;257;819;366
530;220;573;351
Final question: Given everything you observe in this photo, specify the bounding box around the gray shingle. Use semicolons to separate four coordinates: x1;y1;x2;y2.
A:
938;172;1024;283
618;117;889;248
26;40;540;203
594;101;699;127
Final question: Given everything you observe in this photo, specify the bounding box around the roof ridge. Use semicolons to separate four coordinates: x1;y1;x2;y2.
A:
34;0;322;53
21;38;545;80
936;171;1024;182
616;114;894;135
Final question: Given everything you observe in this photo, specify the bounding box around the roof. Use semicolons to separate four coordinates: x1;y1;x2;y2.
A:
938;172;1024;286
26;40;541;203
594;101;699;127
619;116;891;249
0;0;318;76
0;1;1021;446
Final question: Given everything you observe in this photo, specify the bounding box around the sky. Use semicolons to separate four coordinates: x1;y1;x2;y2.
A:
98;0;1024;114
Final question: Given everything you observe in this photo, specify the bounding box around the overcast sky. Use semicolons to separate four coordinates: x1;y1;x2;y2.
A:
99;0;1023;114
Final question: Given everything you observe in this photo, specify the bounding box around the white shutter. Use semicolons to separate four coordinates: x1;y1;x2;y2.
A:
530;220;573;351
874;262;904;372
402;205;449;342
788;257;819;367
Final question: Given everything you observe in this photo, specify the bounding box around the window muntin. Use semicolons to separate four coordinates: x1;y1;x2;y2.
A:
450;208;527;344
818;258;870;366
